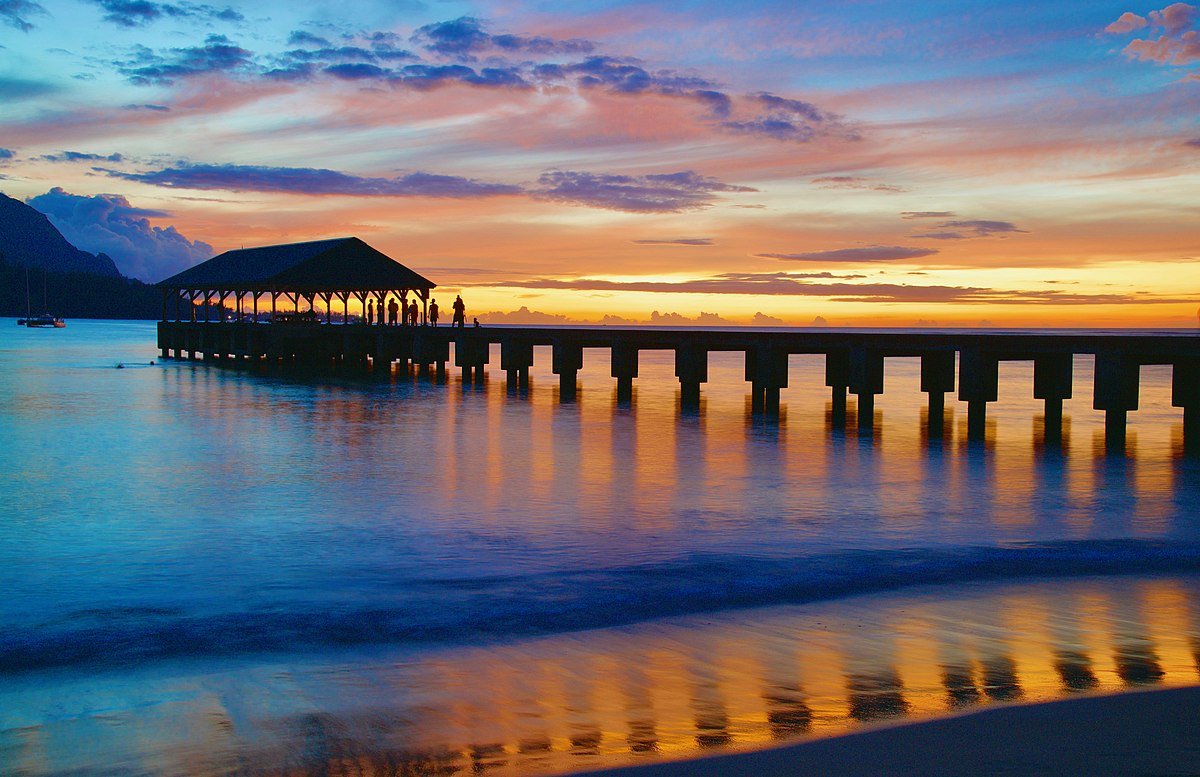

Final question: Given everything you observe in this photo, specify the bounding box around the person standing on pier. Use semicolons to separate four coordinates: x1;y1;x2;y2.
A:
429;299;440;326
408;299;418;327
452;295;465;328
388;297;399;326
367;300;374;326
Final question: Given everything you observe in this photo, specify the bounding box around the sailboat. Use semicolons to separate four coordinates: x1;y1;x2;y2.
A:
17;268;65;328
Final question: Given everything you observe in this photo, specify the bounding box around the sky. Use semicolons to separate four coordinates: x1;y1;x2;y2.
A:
1;0;1198;326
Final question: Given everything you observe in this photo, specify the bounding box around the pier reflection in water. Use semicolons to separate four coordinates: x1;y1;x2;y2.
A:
3;576;1199;777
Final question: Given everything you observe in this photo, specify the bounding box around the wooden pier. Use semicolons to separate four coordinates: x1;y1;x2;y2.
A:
157;320;1200;452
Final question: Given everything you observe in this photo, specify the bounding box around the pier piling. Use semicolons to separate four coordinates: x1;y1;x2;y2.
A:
553;343;583;400
920;352;955;435
959;350;999;441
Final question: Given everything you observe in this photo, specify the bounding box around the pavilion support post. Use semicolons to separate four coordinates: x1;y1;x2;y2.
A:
825;351;850;428
848;347;884;436
959;349;999;442
552;342;583;401
1034;353;1073;445
1093;352;1140;453
271;292;277;321
611;342;639;404
921;352;955;436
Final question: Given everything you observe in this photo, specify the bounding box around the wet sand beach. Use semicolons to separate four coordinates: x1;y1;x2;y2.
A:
572;685;1200;777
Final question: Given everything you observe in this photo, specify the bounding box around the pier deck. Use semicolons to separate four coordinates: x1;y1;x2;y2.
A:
157;321;1200;452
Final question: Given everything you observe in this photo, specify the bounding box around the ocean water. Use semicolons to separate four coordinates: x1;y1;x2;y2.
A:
1;319;1199;776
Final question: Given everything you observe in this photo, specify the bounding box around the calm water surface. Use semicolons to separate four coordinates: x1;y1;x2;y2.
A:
1;320;1198;775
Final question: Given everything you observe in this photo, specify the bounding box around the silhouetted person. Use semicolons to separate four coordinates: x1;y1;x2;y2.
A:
452;295;465;328
473;317;480;327
429;299;439;326
408;300;418;326
388;298;399;325
367;300;374;326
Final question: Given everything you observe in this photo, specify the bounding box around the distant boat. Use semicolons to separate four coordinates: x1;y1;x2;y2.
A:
17;268;65;328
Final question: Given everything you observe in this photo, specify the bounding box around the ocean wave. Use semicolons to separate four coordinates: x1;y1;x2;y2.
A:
4;539;1200;674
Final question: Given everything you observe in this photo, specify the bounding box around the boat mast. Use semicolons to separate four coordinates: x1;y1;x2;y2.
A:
25;267;31;319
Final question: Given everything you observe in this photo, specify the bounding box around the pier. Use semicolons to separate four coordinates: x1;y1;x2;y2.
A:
156;236;1200;453
156;320;1200;452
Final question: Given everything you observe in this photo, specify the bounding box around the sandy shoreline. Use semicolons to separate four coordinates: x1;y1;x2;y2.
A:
569;685;1200;777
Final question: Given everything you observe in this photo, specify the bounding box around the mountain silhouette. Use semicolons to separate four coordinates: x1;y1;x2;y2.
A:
0;192;120;276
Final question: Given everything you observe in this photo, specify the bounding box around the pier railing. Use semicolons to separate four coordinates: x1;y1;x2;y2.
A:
157;321;1200;451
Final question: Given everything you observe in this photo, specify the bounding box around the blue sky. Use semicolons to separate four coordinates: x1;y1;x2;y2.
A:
2;0;1198;324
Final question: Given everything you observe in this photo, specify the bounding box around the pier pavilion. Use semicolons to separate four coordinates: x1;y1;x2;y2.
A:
157;236;436;326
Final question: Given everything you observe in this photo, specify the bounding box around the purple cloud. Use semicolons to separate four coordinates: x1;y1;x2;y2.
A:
26;187;213;282
912;219;1026;239
104;162;523;198
413;16;594;59
122;103;170;111
1186;138;1200;147
812;175;904;192
40;151;124;162
118;35;253;85
724;92;858;143
757;246;939;262
633;237;715;246
534;170;755;213
482;274;1176;304
287;30;330;47
89;0;242;28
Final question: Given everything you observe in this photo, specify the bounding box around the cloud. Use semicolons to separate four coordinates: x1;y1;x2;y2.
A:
40;151;124;162
900;211;956;219
757;246;939;263
118;35;254;85
104;162;523;197
912;219;1026;239
723;92;858;143
25;187;213;281
89;0;243;28
1106;12;1149;33
1107;3;1200;70
811;175;905;192
287;30;330;47
479;306;573;325
632;237;714;246
2;0;45;31
534;170;755;213
752;311;785;326
122;103;170;111
1187;138;1200;146
650;310;738;326
413;16;595;60
0;147;14;159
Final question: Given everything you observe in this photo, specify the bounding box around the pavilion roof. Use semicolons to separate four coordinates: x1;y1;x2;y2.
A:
157;237;436;293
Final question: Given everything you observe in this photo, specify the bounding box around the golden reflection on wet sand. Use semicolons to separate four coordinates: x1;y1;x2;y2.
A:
3;576;1199;777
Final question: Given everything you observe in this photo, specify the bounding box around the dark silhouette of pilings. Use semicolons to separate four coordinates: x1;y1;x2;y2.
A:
156;322;1200;454
921;351;955;436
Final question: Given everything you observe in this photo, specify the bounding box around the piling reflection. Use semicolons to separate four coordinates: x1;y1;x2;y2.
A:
5;576;1200;777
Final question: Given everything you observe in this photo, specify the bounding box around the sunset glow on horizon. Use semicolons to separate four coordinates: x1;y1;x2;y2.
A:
2;0;1198;326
